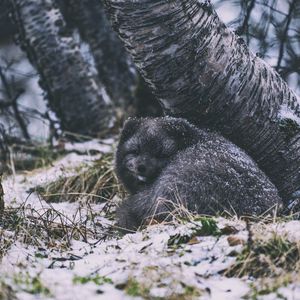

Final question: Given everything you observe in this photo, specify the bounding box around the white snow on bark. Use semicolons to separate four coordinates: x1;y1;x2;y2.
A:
278;104;300;126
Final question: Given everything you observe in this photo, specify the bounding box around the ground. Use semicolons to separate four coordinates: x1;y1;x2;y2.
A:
1;139;300;300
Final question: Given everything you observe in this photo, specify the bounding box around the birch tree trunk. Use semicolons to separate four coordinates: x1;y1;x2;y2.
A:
104;0;300;202
0;0;16;42
56;0;137;108
10;0;114;137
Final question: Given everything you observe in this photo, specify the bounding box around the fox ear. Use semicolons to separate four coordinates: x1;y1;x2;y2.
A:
119;117;141;143
164;117;199;148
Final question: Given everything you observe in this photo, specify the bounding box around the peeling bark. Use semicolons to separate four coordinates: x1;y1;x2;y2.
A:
104;0;300;201
10;0;114;137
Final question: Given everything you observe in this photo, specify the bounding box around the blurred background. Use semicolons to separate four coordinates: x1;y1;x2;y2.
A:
0;0;299;147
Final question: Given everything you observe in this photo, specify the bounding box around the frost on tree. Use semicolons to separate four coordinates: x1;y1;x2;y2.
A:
10;0;114;137
104;0;300;202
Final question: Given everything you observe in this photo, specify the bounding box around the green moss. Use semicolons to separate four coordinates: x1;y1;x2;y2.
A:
13;273;50;296
168;217;220;248
34;251;48;259
121;275;202;300
73;274;113;285
125;279;150;297
197;216;221;236
182;284;201;298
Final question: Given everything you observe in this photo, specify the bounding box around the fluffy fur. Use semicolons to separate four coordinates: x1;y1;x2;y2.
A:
115;117;282;231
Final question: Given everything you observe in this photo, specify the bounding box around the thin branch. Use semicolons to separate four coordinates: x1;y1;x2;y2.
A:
256;1;288;16
0;100;12;109
237;0;256;44
0;66;30;140
276;0;296;71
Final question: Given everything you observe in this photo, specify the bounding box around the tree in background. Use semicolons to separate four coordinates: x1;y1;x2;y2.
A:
213;0;300;93
1;0;160;142
56;0;137;109
10;0;114;137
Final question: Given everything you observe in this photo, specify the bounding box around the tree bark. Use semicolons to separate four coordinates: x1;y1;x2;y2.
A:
10;0;114;137
0;0;17;42
56;0;137;108
104;0;300;202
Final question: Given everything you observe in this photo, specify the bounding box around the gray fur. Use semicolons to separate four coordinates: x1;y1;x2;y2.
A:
116;117;282;231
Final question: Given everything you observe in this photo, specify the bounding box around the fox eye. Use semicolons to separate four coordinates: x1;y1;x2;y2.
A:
157;151;174;158
155;148;174;158
157;141;176;158
127;149;139;155
156;152;168;158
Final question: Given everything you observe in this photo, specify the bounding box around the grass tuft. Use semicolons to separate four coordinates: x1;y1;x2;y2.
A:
3;144;61;173
13;272;50;296
125;278;150;297
246;275;292;299
225;234;300;278
36;153;124;203
168;216;221;248
0;200;115;257
121;277;201;300
0;281;16;300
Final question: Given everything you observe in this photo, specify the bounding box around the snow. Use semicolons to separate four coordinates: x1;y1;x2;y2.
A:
64;138;114;154
202;278;249;300
278;104;300;126
100;86;112;105
1;140;300;300
161;45;179;56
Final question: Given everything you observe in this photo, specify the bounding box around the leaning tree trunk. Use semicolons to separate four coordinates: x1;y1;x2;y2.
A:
10;0;114;137
104;0;300;202
56;0;137;108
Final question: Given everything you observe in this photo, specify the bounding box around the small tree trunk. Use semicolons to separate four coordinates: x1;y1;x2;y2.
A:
104;0;300;201
0;0;17;42
0;173;4;215
10;0;114;137
56;0;137;108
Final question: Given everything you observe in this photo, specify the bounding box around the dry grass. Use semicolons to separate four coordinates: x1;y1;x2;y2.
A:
35;153;125;203
2;144;62;174
225;233;300;278
0;198;117;260
0;281;16;300
245;274;294;299
0;152;125;259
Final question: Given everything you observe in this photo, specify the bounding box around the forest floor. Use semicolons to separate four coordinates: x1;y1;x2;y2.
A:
1;139;300;300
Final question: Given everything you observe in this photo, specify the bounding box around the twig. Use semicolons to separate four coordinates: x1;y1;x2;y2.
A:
237;0;256;44
0;66;30;140
276;0;296;71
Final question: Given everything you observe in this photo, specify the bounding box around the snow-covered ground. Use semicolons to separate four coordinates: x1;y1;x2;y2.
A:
1;140;300;300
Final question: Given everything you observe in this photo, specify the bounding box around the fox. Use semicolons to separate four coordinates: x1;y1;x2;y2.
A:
115;117;282;231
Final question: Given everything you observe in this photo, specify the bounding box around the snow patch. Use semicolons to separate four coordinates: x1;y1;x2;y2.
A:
278;104;300;126
161;44;179;56
64;139;114;154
